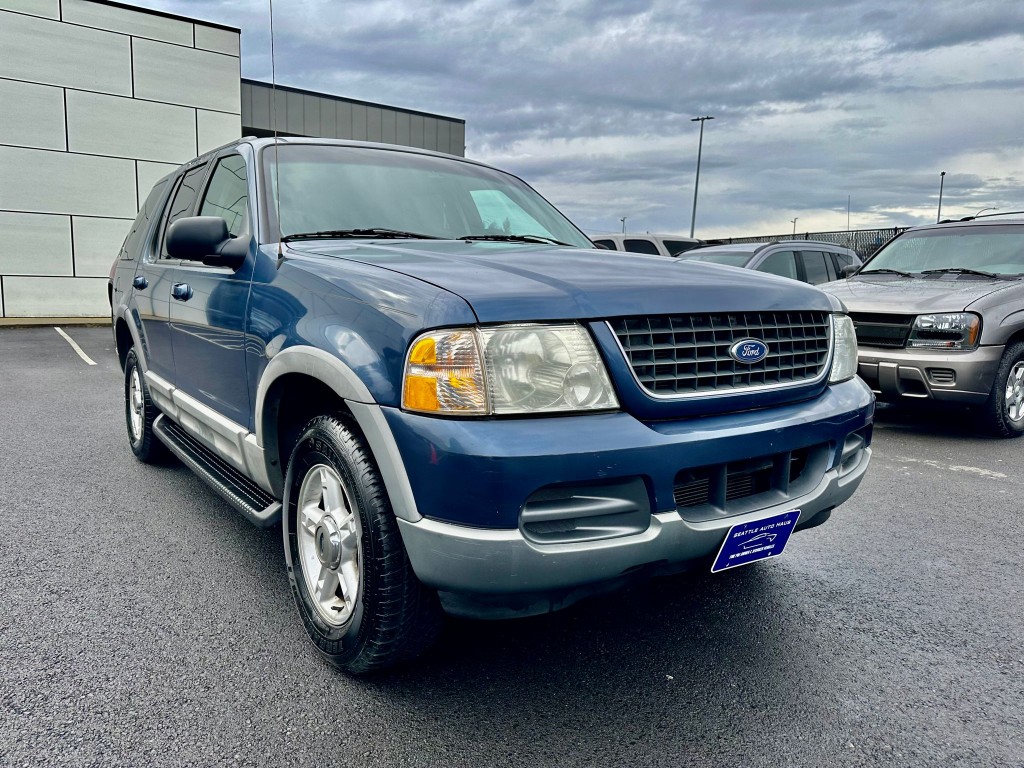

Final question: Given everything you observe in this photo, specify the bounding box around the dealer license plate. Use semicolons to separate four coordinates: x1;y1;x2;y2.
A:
710;509;801;573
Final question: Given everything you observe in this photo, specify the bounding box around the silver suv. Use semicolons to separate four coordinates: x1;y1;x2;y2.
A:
823;217;1024;437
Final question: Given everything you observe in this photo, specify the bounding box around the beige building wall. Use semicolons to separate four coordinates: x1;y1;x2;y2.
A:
0;0;241;317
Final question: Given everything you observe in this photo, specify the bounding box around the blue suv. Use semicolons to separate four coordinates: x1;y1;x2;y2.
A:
109;138;874;672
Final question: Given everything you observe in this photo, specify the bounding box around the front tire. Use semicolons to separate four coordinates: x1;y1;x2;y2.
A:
981;342;1024;438
124;348;171;463
282;415;442;674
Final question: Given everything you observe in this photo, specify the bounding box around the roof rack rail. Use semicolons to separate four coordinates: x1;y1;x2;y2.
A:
975;210;1024;219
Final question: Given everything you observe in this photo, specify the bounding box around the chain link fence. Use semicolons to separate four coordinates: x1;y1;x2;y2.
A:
705;227;907;260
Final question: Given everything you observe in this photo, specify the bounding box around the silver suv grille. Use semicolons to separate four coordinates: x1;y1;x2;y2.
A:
609;311;832;396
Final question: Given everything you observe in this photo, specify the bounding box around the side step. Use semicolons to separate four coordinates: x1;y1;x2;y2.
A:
153;415;282;527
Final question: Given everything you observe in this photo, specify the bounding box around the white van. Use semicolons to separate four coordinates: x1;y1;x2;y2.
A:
591;233;702;258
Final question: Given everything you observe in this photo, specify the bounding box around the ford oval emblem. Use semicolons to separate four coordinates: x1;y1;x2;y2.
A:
729;338;770;364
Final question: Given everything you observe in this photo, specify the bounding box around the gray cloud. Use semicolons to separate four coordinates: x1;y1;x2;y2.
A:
147;0;1024;236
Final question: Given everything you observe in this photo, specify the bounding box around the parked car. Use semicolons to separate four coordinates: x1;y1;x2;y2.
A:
109;138;873;672
823;217;1024;436
591;233;702;257
680;241;862;285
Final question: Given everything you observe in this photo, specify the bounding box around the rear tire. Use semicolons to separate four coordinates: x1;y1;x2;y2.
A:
981;342;1024;438
124;348;171;463
282;415;442;674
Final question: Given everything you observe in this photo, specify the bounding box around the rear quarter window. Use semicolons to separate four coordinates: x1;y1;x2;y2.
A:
624;238;661;255
119;179;168;261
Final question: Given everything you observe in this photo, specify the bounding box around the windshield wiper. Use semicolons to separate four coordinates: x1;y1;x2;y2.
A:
282;228;442;242
858;268;916;277
459;234;574;247
920;267;1004;278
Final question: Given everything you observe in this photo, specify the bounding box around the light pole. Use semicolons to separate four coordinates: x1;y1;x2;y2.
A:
937;171;946;223
620;216;627;234
975;207;997;218
689;115;714;237
790;217;798;236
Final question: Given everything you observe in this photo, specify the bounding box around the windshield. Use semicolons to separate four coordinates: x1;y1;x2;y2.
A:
679;249;754;268
262;144;593;248
864;226;1024;276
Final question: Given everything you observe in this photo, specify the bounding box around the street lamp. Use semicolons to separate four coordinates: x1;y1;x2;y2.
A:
689;115;714;237
975;207;997;218
790;217;798;236
620;216;627;234
937;171;946;223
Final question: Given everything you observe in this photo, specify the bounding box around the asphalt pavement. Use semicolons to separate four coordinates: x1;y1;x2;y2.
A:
1;326;1021;767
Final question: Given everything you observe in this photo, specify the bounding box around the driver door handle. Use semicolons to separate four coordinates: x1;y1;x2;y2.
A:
171;283;193;302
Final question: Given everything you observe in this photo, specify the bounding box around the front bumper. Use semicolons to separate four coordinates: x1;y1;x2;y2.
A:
384;378;874;616
858;345;1002;404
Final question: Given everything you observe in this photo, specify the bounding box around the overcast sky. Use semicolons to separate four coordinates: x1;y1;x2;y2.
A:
153;0;1024;238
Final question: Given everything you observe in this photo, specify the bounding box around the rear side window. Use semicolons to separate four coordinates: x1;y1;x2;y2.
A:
160;164;208;258
624;238;660;255
834;252;856;269
757;250;798;280
119;179;168;261
800;251;832;284
199;155;250;237
664;240;698;256
593;239;617;250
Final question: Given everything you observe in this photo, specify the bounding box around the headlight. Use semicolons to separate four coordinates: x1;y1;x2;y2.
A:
829;314;858;383
908;312;980;350
402;324;619;415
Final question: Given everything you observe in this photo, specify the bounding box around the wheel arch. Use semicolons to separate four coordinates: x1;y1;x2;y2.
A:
254;347;420;521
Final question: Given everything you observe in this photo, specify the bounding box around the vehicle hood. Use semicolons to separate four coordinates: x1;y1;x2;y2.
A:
821;275;1018;314
293;241;835;322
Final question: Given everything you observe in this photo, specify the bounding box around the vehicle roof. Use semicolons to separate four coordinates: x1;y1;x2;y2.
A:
593;233;700;240
903;216;1024;233
694;240;855;254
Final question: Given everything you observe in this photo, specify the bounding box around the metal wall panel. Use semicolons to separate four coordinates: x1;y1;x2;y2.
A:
0;78;66;151
336;101;353;139
197;110;241;154
272;89;288;133
437;120;451;156
286;91;304;134
72;215;132;276
424;117;437;152
132;38;240;112
0;0;59;19
410;114;424;148
0;212;72;276
396;112;410;146
62;0;193;46
351;104;367;141
381;110;397;146
66;90;196;163
0;11;131;96
320;98;337;138
0;145;136;218
303;95;320;137
366;107;383;143
194;25;240;56
3;276;109;316
451;122;466;156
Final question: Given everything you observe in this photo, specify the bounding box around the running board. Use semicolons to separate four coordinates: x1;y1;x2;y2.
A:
153;414;281;527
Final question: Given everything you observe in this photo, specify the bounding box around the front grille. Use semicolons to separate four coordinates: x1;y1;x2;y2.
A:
610;311;831;396
673;444;826;521
849;312;914;349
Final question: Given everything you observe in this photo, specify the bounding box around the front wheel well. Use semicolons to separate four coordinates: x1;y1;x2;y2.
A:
114;318;133;371
262;374;359;495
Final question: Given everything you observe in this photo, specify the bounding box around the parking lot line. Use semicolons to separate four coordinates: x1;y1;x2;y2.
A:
54;326;97;366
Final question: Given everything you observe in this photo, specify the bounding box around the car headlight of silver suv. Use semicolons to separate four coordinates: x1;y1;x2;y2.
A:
908;312;981;350
829;314;858;383
402;323;619;415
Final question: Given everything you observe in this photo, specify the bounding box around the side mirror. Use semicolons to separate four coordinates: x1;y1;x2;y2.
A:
840;264;859;278
166;216;248;269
